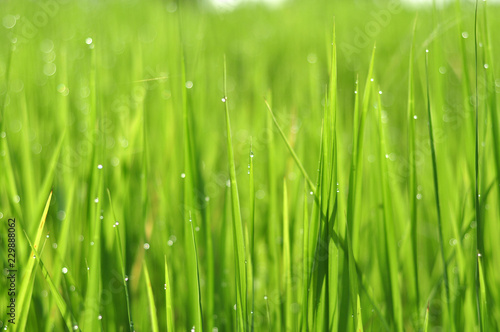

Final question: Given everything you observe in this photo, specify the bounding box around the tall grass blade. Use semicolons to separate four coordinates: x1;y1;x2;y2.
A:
107;189;134;331
15;191;52;332
223;55;247;331
165;256;175;332
144;261;160;332
425;48;452;328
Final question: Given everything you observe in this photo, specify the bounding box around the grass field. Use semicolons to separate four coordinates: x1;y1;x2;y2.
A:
1;0;500;331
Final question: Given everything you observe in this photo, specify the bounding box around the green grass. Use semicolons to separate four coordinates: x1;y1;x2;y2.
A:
1;0;500;331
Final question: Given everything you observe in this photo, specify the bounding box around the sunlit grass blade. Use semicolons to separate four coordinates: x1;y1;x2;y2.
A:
424;303;430;332
407;15;420;317
15;191;52;332
144;261;160;332
478;253;488;330
301;183;309;331
23;232;78;331
107;189;134;331
223;55;248;331
189;211;204;332
350;44;376;255
264;99;316;194
425;48;452;326
356;294;364;332
375;86;402;332
282;179;293;330
248;143;255;332
165;255;175;332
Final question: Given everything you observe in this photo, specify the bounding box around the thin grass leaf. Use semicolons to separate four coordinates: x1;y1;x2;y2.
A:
375;86;402;332
407;15;420;316
15;191;52;332
478;253;488;331
424;303;430;332
107;189;134;331
165;255;175;332
283;179;293;330
23;231;78;331
144;261;160;332
264;99;316;194
223;55;248;331
425;48;452;325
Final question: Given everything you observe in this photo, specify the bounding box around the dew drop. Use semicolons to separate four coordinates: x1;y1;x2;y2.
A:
94;198;99;203
416;193;422;200
414;115;417;119
181;173;186;178
97;164;103;169
144;243;150;250
185;81;193;89
85;37;93;45
62;267;68;274
98;315;102;320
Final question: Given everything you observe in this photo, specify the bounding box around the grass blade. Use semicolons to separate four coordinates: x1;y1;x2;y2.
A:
15;191;52;332
144;261;160;332
107;189;134;331
223;55;248;331
165;255;175;332
425;48;452;326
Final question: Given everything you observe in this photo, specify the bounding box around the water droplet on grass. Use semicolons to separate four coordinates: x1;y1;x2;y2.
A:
416;194;422;200
181;173;186;178
97;164;103;169
462;31;469;38
98;315;102;320
144;243;150;250
185;81;193;89
85;37;93;45
62;267;68;274
414;115;417;119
